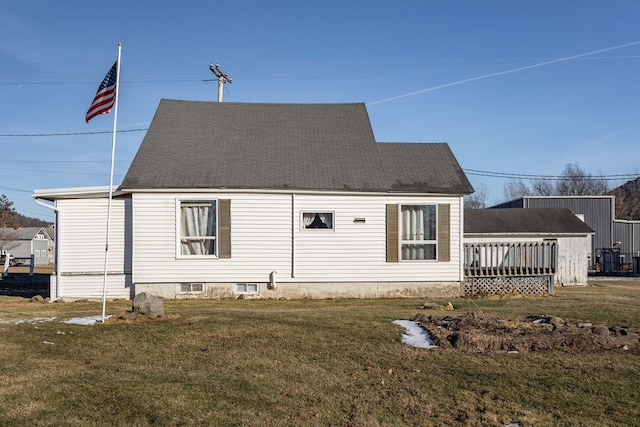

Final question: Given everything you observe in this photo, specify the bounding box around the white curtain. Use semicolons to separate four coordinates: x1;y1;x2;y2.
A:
318;213;332;228
181;202;216;255
303;213;315;228
401;205;436;260
303;212;332;229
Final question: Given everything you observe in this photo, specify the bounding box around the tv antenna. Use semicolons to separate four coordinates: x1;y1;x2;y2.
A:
208;63;232;102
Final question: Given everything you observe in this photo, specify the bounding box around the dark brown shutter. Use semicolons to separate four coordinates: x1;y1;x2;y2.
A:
438;204;450;262
218;199;231;259
386;204;399;263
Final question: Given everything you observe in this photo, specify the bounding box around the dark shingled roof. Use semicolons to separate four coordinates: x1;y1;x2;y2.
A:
121;100;473;194
464;208;595;235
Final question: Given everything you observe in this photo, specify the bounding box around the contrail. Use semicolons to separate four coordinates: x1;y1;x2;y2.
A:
367;40;640;106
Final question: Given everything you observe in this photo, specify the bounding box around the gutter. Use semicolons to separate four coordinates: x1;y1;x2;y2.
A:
33;198;61;302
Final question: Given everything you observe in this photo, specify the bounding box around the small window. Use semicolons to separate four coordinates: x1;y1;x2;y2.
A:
235;283;259;293
180;283;204;293
302;212;334;230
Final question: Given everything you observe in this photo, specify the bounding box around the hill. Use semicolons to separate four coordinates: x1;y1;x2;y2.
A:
13;212;52;228
608;177;640;220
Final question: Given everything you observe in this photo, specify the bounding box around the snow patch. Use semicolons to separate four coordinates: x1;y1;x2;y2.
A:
393;320;438;349
62;315;111;326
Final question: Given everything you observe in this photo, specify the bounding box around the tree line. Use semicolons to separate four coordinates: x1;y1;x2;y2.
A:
465;163;611;209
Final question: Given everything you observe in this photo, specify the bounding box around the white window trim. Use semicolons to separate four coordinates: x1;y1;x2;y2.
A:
176;198;219;259
398;203;438;262
300;211;336;231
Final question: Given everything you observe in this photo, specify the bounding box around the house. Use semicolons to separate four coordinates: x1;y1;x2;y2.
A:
0;226;52;266
34;100;474;301
463;208;594;292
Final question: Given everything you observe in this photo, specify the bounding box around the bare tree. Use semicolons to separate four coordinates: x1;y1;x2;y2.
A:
503;180;530;201
501;163;610;202
554;163;609;196
464;183;489;209
531;179;555;196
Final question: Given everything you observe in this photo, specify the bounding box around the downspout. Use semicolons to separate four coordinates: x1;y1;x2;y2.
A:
291;193;296;278
34;198;60;302
459;196;465;290
269;270;278;290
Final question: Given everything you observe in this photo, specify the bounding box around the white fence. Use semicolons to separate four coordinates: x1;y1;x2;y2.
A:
1;252;35;277
464;241;557;277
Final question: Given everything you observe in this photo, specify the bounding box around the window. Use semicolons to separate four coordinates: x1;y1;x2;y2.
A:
180;283;203;293
236;283;259;293
400;205;437;260
179;201;217;256
302;212;334;230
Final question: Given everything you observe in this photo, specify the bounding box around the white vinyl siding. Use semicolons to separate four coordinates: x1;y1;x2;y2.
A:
55;197;131;300
131;192;462;284
293;195;460;281
132;193;292;284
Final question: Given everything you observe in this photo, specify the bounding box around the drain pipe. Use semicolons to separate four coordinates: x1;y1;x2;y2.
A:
34;198;60;302
269;270;278;290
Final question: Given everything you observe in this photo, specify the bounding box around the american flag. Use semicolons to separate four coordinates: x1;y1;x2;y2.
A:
85;61;118;123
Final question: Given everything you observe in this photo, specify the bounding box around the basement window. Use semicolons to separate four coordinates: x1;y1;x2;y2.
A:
235;283;259;294
179;283;204;293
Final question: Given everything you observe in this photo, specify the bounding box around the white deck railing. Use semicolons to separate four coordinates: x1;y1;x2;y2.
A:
464;242;556;277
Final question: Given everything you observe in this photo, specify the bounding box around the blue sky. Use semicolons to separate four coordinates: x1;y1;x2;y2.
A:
2;1;640;222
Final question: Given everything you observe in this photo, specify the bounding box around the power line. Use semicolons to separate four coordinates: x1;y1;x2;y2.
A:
0;128;147;137
0;159;129;164
0;185;32;193
463;169;638;181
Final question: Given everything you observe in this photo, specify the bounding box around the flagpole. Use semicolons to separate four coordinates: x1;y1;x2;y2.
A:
101;42;122;322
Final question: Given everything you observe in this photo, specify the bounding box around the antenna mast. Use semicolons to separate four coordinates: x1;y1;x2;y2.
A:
208;63;232;102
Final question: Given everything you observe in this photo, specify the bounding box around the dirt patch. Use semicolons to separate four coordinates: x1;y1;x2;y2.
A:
417;312;640;353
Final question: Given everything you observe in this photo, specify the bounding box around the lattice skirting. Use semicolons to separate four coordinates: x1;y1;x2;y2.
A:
463;275;554;296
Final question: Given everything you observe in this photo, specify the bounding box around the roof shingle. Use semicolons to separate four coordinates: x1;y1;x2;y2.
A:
464;208;595;234
121;100;473;194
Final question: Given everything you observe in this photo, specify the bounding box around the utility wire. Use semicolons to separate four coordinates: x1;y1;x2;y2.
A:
464;169;638;181
0;128;147;137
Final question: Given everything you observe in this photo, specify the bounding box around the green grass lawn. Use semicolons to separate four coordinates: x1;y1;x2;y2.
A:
1;279;639;426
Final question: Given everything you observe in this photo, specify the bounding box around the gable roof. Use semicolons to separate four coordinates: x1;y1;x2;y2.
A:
464;208;594;235
0;227;51;241
121;100;473;195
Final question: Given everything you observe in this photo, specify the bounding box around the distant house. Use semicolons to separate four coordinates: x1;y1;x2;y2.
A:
34;100;474;301
0;226;52;266
463;208;594;290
